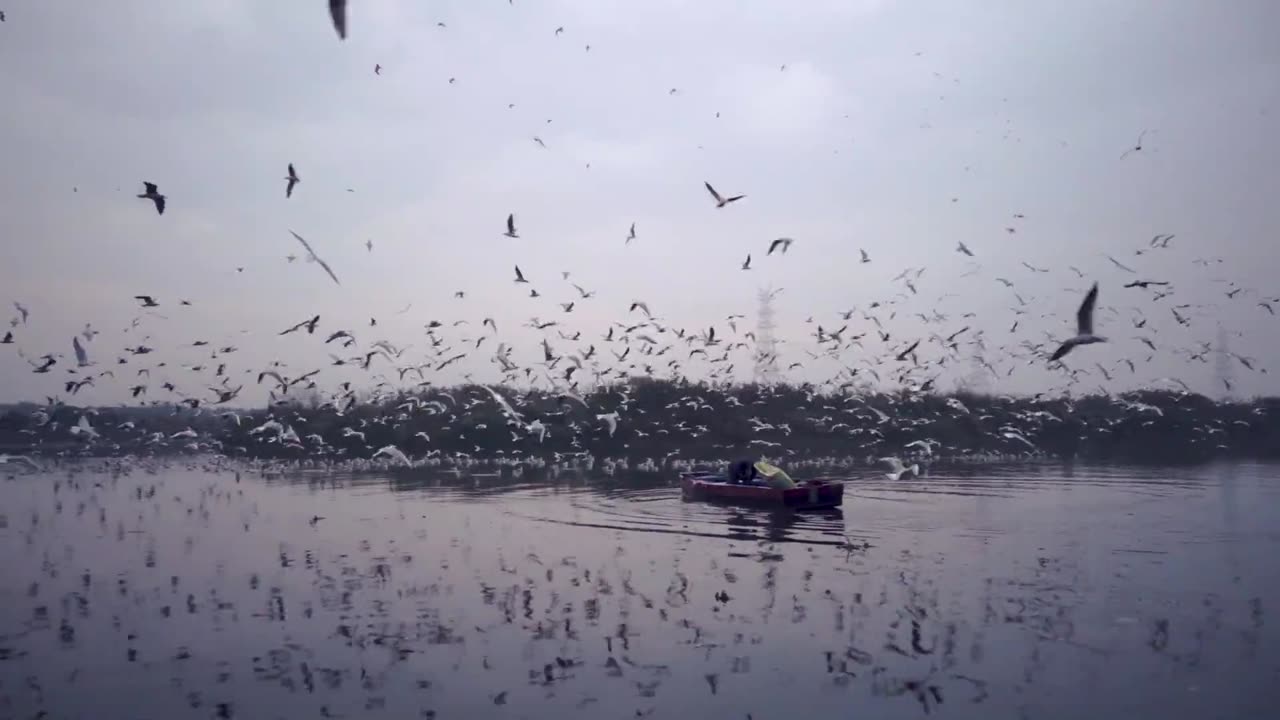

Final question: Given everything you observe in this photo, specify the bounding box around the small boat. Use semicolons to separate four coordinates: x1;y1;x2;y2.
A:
679;472;844;510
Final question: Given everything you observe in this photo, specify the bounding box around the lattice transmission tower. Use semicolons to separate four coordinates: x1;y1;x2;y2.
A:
1215;325;1236;401
753;288;781;385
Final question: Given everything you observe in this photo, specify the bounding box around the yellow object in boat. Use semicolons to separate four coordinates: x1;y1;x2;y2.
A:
754;461;797;489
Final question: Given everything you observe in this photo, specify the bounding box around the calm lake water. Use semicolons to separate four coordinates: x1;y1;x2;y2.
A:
1;461;1277;719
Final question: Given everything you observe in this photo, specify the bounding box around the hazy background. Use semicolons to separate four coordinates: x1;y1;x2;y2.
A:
1;0;1278;405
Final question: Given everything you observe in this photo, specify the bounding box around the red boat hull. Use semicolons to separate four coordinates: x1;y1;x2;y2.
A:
680;473;844;510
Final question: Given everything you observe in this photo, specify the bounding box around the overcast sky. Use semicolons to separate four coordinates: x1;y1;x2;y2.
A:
1;0;1278;406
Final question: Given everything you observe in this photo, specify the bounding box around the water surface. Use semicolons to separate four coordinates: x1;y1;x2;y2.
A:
1;462;1276;719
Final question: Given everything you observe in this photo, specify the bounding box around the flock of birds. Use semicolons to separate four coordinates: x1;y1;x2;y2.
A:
1;1;1277;477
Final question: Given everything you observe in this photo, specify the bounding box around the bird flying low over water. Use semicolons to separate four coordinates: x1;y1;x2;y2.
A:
289;231;341;285
1050;282;1106;362
880;456;919;480
137;182;165;215
704;181;745;208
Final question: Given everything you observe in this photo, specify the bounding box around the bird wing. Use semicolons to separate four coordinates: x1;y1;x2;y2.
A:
290;231;339;284
373;445;413;467
154;196;166;214
329;0;347;39
1049;340;1074;362
1076;283;1098;335
315;257;341;285
1107;255;1135;273
703;182;723;203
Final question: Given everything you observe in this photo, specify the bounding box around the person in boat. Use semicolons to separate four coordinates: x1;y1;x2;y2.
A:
726;458;798;490
727;458;759;484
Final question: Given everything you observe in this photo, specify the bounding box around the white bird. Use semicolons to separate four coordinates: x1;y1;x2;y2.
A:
482;385;524;422
0;454;41;471
904;439;938;457
373;444;414;468
70;415;99;441
879;456;918;481
72;336;90;367
1001;431;1036;449
597;412;619;437
527;419;547;443
1049;282;1105;362
289;231;341;285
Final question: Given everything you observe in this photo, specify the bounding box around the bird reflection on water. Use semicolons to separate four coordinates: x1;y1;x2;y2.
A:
0;460;1276;719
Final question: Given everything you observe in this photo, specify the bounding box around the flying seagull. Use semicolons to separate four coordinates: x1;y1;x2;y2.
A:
1105;254;1136;273
137;182;165;215
72;336;90;367
134;295;159;307
704;181;745;208
504;214;519;238
329;0;347;39
1120;130;1147;160
513;265;529;283
289;231;341;285
626;223;636;244
956;241;973;257
285;163;299;198
741;254;752;270
859;249;871;264
767;238;793;256
1049;282;1105;362
880;456;919;481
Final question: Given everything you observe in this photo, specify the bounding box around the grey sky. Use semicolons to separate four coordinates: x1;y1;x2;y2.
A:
1;0;1278;405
